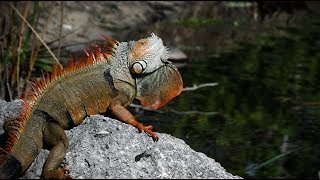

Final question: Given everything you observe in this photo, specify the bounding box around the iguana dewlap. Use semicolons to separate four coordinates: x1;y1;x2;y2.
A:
0;33;183;179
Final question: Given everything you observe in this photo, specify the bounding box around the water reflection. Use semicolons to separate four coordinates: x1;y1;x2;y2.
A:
130;12;320;179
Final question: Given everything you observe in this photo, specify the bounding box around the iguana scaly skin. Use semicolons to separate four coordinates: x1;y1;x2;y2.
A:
0;33;183;179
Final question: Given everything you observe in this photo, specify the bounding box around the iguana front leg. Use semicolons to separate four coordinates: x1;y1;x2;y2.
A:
109;93;159;142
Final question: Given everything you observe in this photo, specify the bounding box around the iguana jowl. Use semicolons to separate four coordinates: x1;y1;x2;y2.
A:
0;33;183;179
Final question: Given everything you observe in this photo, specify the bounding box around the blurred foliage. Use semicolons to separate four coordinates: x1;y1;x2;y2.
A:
134;11;320;179
173;17;223;27
0;1;58;101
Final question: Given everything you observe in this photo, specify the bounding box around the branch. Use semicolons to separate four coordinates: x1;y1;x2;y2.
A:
169;109;218;116
129;103;164;113
129;82;219;116
182;83;218;91
129;104;218;116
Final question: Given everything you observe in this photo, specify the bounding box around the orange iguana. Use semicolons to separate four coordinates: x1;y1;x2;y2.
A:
0;33;183;179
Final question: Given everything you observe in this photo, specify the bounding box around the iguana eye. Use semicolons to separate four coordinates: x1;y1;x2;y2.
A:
131;60;147;74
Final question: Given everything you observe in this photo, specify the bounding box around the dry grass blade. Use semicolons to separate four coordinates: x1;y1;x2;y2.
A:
57;1;64;58
15;1;31;98
9;3;63;70
26;1;57;84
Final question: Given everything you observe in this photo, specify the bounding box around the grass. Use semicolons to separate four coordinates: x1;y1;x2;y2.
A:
0;1;63;101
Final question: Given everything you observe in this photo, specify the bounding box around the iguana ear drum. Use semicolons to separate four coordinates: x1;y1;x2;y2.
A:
130;60;147;74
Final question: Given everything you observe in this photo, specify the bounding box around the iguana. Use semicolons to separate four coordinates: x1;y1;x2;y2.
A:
0;33;183;179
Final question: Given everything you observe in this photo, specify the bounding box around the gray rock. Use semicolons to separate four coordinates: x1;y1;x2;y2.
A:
168;47;188;61
0;99;23;121
0;99;24;132
0;100;241;179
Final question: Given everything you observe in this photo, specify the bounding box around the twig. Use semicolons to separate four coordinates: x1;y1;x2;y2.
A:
182;82;218;91
129;104;218;116
6;81;12;101
169;109;218;115
129;82;219;115
9;3;63;69
5;65;12;101
26;1;56;85
129;103;164;113
16;1;31;98
57;1;64;58
246;147;302;173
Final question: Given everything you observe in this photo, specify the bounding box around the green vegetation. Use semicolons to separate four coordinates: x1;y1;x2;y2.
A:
145;12;320;178
173;17;222;27
0;2;61;101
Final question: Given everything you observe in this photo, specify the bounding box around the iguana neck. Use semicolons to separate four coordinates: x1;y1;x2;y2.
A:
109;42;136;92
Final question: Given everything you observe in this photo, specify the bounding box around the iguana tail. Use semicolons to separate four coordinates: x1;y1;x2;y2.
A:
0;153;22;179
0;100;31;178
0;106;48;178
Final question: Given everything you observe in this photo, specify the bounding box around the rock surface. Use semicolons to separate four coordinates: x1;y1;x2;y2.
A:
36;1;191;49
0;100;241;179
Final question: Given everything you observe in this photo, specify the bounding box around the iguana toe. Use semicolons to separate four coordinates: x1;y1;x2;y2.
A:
136;123;159;142
42;167;72;179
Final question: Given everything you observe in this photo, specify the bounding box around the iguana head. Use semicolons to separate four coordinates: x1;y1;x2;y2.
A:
128;33;169;74
128;33;183;109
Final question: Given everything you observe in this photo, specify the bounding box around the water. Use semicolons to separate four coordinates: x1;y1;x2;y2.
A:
130;12;320;178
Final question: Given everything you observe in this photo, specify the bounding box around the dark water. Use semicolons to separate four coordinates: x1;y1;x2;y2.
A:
130;12;320;179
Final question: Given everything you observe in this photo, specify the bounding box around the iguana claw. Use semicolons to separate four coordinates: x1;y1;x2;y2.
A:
42;167;72;179
136;123;159;142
